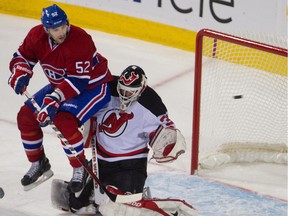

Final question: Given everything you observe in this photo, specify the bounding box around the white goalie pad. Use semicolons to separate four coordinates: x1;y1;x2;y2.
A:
80;117;97;148
149;126;186;163
99;197;197;216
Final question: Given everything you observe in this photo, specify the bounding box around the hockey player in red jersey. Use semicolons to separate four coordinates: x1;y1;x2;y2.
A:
8;4;113;193
51;65;196;215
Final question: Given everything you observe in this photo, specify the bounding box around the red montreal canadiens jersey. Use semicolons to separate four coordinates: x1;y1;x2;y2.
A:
9;24;112;100
95;77;176;162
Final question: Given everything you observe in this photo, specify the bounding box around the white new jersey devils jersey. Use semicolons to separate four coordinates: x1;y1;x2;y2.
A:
95;78;175;162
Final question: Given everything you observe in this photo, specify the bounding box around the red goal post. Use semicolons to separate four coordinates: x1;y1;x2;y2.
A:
191;29;287;175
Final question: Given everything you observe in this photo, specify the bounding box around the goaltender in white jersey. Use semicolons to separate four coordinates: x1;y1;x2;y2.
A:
52;65;197;215
96;75;176;163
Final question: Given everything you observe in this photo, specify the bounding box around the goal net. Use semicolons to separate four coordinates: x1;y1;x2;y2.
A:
191;29;287;174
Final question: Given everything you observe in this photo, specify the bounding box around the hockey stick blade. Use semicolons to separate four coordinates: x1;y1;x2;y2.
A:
114;192;143;203
23;169;54;191
106;185;142;203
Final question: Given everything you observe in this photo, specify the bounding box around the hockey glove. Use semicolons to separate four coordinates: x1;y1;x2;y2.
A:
149;125;186;163
8;64;33;94
37;92;61;127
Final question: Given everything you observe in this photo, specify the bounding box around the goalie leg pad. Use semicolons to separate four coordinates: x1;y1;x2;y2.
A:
141;198;198;216
99;197;197;216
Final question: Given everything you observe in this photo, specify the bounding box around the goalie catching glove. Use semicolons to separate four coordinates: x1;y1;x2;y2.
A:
149;125;186;163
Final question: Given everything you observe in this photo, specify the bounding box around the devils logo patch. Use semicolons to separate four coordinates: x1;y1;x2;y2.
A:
98;109;134;137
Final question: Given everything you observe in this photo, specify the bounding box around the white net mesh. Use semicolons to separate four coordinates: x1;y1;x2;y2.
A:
197;31;287;169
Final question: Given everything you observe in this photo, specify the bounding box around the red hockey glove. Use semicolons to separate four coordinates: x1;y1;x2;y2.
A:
8;64;33;95
37;92;61;127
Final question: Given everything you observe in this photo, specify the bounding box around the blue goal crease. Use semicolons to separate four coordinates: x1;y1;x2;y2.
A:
146;172;288;216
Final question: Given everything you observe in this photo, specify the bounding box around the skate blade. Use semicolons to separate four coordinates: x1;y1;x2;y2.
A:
23;169;54;191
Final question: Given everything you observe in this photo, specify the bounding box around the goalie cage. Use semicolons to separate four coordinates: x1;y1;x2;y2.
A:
191;29;287;174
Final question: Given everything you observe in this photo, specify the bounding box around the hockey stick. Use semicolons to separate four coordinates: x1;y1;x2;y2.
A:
23;90;142;203
88;117;105;205
92;140;106;205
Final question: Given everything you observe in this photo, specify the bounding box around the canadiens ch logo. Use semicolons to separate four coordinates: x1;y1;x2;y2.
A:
42;64;65;84
98;109;134;137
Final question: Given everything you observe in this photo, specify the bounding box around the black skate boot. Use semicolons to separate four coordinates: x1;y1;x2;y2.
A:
69;165;88;193
21;154;52;186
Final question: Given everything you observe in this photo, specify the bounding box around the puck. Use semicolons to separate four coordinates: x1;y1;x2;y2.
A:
0;187;4;199
233;95;243;99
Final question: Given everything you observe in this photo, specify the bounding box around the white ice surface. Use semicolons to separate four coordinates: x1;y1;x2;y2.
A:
0;14;287;216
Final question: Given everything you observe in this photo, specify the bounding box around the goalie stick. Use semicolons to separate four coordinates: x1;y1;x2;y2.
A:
84;117;105;205
23;90;142;203
91;135;105;205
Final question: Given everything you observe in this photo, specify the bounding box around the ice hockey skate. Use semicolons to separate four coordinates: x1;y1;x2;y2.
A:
69;165;88;193
21;154;54;191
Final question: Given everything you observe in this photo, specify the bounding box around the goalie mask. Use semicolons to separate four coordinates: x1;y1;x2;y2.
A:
117;65;147;111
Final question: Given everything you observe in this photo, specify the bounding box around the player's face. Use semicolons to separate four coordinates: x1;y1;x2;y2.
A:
119;89;134;98
47;24;68;44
